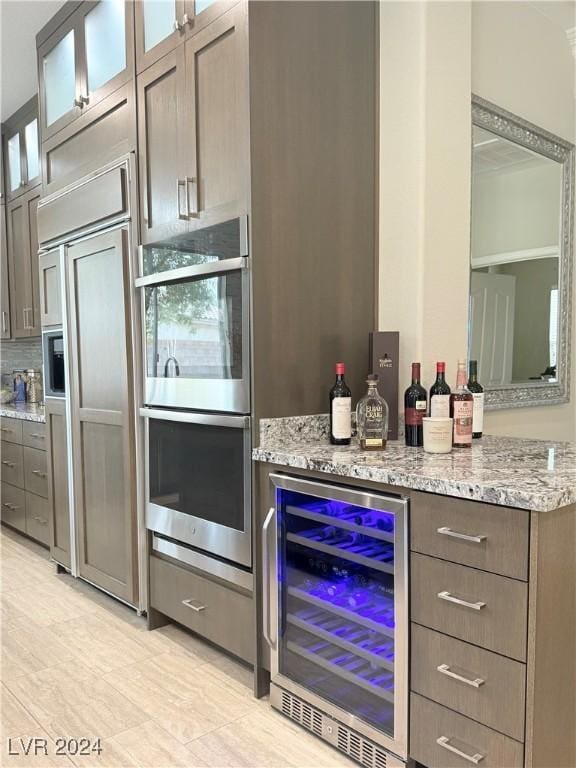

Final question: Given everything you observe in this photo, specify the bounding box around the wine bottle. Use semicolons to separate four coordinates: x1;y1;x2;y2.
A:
468;360;484;439
356;374;389;450
404;362;427;447
429;361;451;417
450;360;473;448
329;362;352;445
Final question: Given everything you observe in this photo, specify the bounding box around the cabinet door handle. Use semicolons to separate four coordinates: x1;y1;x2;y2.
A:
437;526;486;544
437;663;485;688
438;590;486;611
173;18;183;31
181;598;206;612
73;98;84;109
29;433;45;440
2;502;19;510
0;427;14;433
80;94;89;105
436;736;484;764
185;177;199;218
31;470;47;478
176;179;188;220
1;460;16;468
182;13;192;26
2;310;8;333
33;516;48;525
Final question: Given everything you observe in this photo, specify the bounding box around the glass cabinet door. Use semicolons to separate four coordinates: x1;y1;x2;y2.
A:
6;133;22;193
273;483;408;751
143;0;177;52
84;0;126;95
24;119;40;185
42;29;77;129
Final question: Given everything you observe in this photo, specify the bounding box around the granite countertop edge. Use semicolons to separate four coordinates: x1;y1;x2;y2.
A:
0;404;46;423
252;415;576;513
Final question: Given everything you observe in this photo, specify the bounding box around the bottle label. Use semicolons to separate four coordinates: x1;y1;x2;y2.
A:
453;400;473;444
472;392;484;434
405;401;426;426
430;394;450;418
332;397;351;439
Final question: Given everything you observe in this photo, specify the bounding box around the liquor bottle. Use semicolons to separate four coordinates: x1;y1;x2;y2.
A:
450;360;473;448
356;374;389;450
404;362;427;447
468;360;484;439
329;362;352;445
429;361;451;417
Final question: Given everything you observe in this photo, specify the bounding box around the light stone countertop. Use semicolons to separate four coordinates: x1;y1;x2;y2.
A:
0;402;46;423
253;414;576;512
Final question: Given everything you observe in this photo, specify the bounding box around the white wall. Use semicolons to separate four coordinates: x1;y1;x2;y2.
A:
379;0;576;441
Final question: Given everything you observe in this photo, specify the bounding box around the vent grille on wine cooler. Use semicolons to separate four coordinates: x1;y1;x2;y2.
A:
280;691;322;735
337;726;388;768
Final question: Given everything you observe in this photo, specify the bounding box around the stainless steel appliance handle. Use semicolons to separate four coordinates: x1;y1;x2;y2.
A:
262;506;277;649
436;736;484;764
437;663;485;688
437;526;486;544
134;256;249;288
139;408;249;429
438;590;486;611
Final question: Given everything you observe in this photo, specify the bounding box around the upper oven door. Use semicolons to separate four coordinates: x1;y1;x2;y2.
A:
143;409;252;568
136;218;250;413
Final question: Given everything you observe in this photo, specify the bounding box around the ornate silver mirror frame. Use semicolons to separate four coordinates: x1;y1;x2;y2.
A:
470;94;574;410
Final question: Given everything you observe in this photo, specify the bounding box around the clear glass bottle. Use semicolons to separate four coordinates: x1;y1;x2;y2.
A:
356;374;389;450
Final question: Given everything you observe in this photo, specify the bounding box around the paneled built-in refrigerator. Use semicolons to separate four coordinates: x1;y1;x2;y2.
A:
263;475;409;768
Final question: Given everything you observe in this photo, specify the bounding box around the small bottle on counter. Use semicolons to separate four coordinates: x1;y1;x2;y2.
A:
329;362;352;445
450;360;473;448
467;360;484;439
356;374;389;450
429;361;451;417
404;362;427;447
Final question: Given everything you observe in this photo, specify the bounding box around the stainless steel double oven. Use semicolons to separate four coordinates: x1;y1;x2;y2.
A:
137;217;252;572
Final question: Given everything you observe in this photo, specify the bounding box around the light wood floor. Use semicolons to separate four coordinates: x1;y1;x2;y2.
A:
0;527;353;768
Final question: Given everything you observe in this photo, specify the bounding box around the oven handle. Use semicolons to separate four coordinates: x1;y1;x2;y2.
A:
139;408;249;429
262;506;277;649
134;256;249;288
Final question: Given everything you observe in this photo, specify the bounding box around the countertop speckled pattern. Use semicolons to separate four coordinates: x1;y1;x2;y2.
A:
0;403;46;423
254;415;576;512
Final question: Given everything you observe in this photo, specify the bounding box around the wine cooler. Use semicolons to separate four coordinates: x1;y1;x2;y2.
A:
263;474;409;768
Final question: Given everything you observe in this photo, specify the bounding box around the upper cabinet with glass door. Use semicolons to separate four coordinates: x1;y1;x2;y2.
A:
3;97;41;201
38;0;134;142
135;0;237;72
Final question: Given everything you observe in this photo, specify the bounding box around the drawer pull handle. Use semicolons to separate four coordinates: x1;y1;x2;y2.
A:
31;470;47;478
437;736;484;764
437;663;485;688
29;433;45;440
1;460;16;468
182;598;206;612
437;526;486;544
0;427;14;433
33;516;48;525
438;590;486;611
2;502;20;510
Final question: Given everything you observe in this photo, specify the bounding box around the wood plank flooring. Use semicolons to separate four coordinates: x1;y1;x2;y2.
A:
0;527;352;767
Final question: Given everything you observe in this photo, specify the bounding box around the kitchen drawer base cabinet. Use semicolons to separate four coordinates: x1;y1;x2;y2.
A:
410;693;524;768
149;554;254;664
1;482;26;533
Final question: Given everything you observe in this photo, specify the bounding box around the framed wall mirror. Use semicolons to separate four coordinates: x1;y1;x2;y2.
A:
469;95;574;410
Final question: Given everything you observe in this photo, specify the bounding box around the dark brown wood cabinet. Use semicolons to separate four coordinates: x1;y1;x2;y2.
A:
67;225;137;604
37;1;135;143
135;0;237;74
6;186;42;337
137;2;248;243
45;398;71;569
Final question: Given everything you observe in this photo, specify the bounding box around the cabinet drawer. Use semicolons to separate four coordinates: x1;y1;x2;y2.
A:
150;554;254;663
1;441;24;487
411;624;525;741
410;492;529;580
22;421;47;450
0;417;23;444
411;553;527;661
410;693;523;768
1;482;26;532
25;492;49;546
23;447;48;498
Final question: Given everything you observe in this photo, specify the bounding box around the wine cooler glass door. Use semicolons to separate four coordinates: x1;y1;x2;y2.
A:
268;475;408;759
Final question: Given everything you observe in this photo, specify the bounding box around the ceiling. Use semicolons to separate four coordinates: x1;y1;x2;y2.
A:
0;0;67;122
473;126;552;175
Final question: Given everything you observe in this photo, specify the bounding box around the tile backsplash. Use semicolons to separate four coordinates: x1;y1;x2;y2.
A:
1;338;43;386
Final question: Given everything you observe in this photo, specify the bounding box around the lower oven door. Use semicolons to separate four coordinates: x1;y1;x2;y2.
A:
143;409;251;568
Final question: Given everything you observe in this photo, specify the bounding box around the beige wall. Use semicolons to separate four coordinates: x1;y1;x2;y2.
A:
379;0;576;441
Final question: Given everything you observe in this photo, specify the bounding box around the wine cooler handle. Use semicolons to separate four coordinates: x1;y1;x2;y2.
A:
436;736;484;764
262;506;277;649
